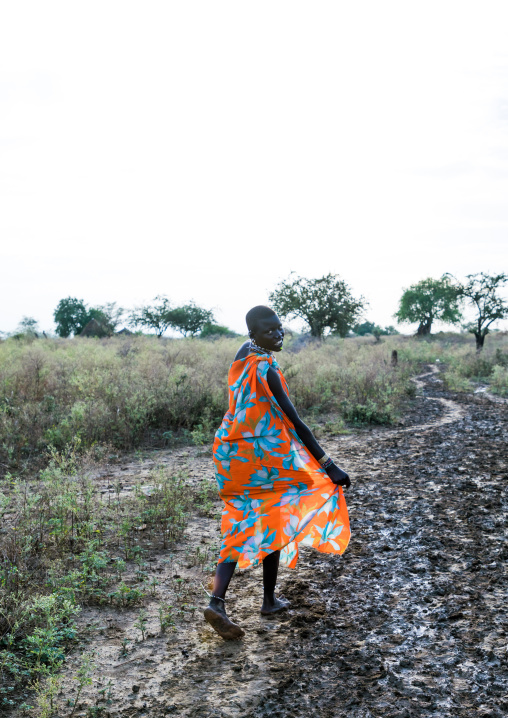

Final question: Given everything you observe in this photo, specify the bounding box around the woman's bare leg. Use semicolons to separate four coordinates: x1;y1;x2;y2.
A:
261;550;290;615
204;561;244;639
211;561;237;600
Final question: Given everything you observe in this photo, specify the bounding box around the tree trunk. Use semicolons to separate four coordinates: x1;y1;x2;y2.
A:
416;318;432;336
475;332;485;352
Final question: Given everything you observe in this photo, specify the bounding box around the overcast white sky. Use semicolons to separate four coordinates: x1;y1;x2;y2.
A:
1;1;507;335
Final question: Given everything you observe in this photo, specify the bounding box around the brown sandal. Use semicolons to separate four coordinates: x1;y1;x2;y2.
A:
204;600;245;640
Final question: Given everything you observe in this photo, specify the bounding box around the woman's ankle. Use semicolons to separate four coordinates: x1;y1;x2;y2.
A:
262;592;275;607
209;595;226;610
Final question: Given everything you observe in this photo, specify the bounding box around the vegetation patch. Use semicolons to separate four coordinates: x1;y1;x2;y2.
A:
0;444;214;712
2;334;508;479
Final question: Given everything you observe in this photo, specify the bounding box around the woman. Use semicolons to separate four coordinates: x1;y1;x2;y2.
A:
204;305;351;639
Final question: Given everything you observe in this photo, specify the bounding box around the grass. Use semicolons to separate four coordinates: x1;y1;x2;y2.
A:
1;329;507;712
1;331;507;478
0;335;234;477
443;344;508;394
0;333;420;478
0;444;216;712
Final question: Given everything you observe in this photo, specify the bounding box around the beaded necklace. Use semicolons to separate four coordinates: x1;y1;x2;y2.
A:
249;339;273;358
248;340;281;370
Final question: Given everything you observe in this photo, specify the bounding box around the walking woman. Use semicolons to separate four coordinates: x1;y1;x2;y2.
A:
204;306;351;639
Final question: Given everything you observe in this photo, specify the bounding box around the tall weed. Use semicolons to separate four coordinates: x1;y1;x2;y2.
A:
0;447;204;710
1;332;507;475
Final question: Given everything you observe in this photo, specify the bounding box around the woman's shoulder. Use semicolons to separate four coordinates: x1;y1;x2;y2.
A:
234;340;252;362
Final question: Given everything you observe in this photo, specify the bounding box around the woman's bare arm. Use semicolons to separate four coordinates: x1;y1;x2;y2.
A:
266;367;324;460
266;366;350;487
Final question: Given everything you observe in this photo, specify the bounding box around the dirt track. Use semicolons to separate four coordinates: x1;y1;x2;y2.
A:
49;365;507;718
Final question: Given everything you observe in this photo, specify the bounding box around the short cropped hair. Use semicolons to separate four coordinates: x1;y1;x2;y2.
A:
245;305;277;332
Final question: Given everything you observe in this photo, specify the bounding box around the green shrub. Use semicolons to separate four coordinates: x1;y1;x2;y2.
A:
0;336;234;473
341;399;395;425
491;365;508;395
280;337;414;424
2;332;507;476
0;448;205;709
438;334;508;394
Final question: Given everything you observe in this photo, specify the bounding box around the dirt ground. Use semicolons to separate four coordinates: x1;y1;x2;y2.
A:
31;365;507;718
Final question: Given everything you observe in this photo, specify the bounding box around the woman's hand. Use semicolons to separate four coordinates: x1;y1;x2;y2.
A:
326;463;351;489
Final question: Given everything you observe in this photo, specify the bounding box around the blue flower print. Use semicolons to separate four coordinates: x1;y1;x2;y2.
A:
229;490;263;516
318;491;340;516
240;527;277;563
269;403;284;423
257;360;270;379
215;417;232;441
275;482;314;507
234;381;257;423
248;466;280;489
214;442;248;472
315;520;344;550
214;469;231;491
225;512;269;538
241;412;285;459
283;513;300;538
280;541;298;566
213;350;350;570
282;440;310;471
282;507;319;538
230;365;250;401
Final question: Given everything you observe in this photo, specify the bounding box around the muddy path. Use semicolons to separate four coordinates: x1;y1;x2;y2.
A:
43;365;507;718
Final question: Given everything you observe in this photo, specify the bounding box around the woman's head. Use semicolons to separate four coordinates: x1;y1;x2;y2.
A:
246;306;284;352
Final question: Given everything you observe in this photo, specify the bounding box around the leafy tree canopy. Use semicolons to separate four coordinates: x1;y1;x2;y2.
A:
54;297;90;337
54;298;124;337
129;298;215;337
456;272;508;351
16;316;40;336
167;303;215;337
200;322;237;338
87;302;124;334
129;295;173;337
395;276;462;336
269;273;365;338
352;321;399;338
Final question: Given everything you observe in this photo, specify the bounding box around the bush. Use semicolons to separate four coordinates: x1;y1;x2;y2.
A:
277;337;415;424
2;332;507;476
0;336;235;474
491;365;508;395
0;448;204;708
435;334;508;393
200;322;237;338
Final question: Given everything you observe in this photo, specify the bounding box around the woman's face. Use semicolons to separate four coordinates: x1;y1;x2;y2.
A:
251;315;285;352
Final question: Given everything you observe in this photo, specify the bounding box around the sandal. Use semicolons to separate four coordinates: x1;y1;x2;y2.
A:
204;596;245;640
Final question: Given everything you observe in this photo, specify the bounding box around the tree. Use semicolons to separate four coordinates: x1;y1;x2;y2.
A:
16;316;40;336
395;276;462;336
352;321;399;339
87;302;124;334
456;272;508;351
166;303;215;337
129;295;173;337
54;297;90;337
200;322;237;338
54;298;124;337
269;273;365;338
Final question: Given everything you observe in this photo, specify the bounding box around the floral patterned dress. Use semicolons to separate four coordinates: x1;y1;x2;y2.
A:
212;351;350;569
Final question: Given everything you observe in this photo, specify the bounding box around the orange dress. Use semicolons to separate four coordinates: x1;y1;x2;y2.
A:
212;351;350;569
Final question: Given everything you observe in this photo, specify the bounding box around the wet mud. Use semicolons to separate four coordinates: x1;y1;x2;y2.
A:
39;365;508;717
